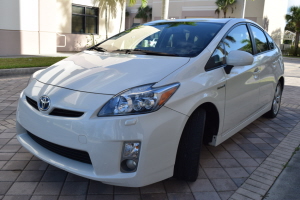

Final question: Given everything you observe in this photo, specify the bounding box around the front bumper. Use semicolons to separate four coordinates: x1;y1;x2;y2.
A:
16;86;188;187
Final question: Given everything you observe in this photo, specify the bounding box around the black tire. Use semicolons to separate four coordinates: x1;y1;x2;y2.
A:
173;108;206;182
264;82;282;118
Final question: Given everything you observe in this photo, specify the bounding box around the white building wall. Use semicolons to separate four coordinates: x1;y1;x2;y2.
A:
0;0;57;56
56;0;125;52
0;0;21;31
73;0;94;7
19;0;39;31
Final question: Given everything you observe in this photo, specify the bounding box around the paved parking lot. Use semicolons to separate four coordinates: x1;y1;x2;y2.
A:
0;58;300;200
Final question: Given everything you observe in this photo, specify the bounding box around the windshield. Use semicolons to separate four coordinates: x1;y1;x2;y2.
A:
92;22;224;57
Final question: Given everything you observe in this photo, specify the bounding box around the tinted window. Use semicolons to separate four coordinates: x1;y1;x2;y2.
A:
224;25;253;55
205;42;225;70
97;22;224;57
250;25;269;53
266;33;275;49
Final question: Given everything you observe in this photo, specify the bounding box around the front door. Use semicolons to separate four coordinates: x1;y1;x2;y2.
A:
222;24;260;133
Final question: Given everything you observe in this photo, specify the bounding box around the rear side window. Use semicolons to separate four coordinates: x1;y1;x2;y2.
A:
265;33;275;49
224;25;253;55
250;25;269;54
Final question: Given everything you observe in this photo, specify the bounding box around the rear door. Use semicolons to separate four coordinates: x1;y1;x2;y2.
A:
222;24;260;133
248;24;278;108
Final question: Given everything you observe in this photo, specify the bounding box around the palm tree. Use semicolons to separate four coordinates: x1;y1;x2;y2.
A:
221;35;236;55
241;0;255;18
135;6;152;23
285;6;300;56
120;0;148;33
93;0;117;39
119;0;126;33
94;0;147;39
215;0;236;18
127;0;148;30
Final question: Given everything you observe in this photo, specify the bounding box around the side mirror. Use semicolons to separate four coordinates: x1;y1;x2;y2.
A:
224;50;254;74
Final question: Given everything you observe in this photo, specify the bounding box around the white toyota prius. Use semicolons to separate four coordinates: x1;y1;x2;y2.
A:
16;18;284;187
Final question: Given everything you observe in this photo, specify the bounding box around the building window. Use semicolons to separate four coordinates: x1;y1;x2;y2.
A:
72;5;98;34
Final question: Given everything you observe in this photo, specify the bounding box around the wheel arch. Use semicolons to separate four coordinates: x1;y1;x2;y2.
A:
199;102;220;144
185;102;220;145
279;76;284;90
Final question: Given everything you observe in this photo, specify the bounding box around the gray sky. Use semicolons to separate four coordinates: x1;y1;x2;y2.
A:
287;0;300;11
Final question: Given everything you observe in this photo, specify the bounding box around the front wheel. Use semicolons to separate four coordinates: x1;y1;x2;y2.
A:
264;82;282;118
173;108;206;182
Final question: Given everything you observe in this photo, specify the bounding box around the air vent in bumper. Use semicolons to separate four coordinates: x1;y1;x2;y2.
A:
26;96;39;110
27;131;92;164
49;108;84;117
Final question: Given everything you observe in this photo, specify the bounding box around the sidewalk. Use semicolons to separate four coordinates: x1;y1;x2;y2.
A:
264;145;300;200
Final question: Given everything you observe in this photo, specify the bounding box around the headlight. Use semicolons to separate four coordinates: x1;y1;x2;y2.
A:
98;83;180;116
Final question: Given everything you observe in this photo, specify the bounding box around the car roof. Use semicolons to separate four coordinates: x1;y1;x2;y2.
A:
147;18;250;24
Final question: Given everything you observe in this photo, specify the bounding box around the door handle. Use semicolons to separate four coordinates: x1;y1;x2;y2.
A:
253;68;260;74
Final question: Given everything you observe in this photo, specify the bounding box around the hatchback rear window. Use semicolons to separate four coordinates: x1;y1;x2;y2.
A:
95;22;224;57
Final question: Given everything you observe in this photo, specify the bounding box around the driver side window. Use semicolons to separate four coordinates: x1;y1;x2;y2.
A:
205;24;253;71
224;25;253;55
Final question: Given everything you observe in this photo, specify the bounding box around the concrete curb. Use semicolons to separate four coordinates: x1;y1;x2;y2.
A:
0;67;46;77
230;105;300;200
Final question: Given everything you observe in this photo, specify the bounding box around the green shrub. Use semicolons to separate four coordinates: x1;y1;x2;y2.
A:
282;46;300;56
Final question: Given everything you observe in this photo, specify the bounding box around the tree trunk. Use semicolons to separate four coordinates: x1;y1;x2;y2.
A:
241;0;246;18
105;7;108;39
161;0;169;20
119;1;125;33
294;32;300;56
224;11;227;18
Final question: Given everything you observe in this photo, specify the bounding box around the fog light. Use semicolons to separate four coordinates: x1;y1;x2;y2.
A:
121;142;140;172
126;159;137;170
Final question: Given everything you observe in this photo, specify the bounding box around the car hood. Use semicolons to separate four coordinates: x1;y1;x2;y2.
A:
35;51;190;94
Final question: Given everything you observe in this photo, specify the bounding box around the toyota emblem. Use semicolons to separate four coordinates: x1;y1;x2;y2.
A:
38;95;51;111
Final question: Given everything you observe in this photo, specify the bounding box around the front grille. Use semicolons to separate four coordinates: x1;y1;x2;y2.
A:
26;96;39;110
50;108;84;117
25;96;84;117
27;131;92;164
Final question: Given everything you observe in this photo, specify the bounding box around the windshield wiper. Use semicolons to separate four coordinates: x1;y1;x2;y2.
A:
88;46;107;52
112;49;139;53
113;49;178;57
134;49;179;57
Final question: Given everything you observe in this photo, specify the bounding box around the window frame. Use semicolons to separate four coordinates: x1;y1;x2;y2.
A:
264;32;276;50
72;4;99;34
205;22;254;72
248;23;274;55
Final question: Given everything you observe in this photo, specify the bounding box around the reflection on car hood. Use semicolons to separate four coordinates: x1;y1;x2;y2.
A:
35;51;190;94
